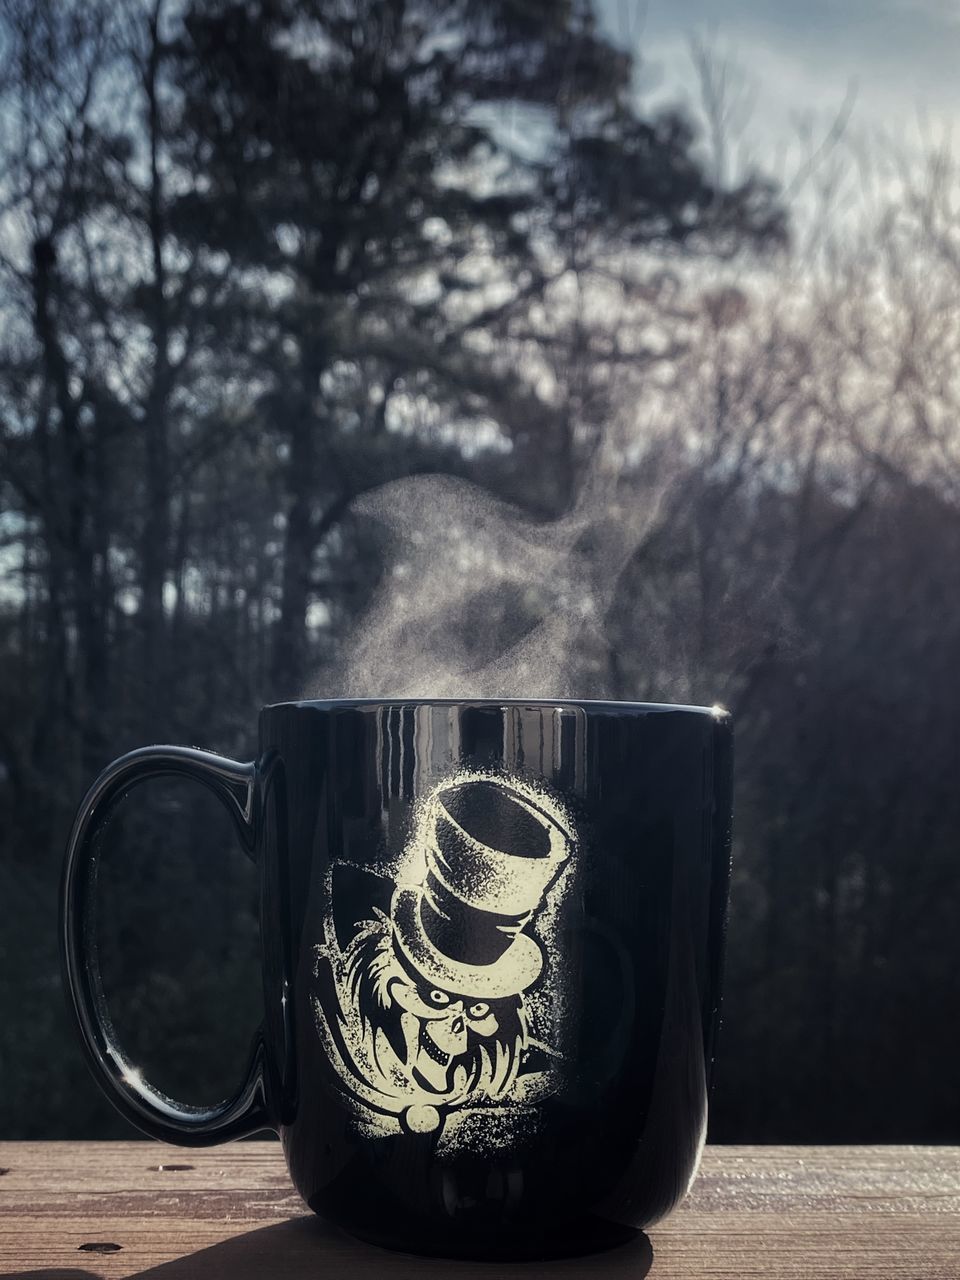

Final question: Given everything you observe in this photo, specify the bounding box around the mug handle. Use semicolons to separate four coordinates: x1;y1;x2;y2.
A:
60;745;272;1145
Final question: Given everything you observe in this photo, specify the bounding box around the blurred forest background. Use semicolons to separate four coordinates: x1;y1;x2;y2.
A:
1;0;959;1142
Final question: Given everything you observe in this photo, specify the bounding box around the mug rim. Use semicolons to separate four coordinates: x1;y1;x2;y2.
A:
263;697;730;719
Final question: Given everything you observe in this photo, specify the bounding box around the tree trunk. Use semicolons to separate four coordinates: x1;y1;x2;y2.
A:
271;326;326;697
272;406;317;697
141;385;171;731
140;4;172;734
29;238;103;780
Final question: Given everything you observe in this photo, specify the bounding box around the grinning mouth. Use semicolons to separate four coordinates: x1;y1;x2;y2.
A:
419;1023;452;1066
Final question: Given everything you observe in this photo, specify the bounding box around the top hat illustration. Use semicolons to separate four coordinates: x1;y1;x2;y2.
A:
391;778;574;1000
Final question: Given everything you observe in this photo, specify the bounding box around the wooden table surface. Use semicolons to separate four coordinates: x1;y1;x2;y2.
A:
1;1142;957;1279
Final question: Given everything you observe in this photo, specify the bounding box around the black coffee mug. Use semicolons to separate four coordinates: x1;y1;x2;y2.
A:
61;699;732;1259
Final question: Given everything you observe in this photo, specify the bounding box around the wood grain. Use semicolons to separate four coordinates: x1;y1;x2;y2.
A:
0;1143;957;1279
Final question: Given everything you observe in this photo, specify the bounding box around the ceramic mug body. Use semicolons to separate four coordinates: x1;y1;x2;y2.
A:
62;699;733;1259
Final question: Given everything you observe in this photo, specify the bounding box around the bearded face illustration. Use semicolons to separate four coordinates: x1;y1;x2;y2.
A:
312;773;576;1144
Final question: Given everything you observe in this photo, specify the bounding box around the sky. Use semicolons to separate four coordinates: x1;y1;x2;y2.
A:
598;0;960;182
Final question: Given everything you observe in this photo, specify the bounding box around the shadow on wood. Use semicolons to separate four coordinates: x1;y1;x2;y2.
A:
124;1217;654;1279
3;1272;102;1280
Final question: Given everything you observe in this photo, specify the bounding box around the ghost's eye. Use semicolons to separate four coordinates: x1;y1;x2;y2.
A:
428;989;450;1006
468;1002;490;1019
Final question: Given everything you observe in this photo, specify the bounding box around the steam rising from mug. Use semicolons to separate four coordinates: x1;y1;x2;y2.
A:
308;434;680;700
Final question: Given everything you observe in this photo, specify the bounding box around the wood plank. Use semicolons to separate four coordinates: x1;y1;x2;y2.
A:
0;1143;957;1279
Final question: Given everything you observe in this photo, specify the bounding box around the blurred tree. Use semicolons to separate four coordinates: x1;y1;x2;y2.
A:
0;0;786;1140
1;0;956;1150
168;0;785;692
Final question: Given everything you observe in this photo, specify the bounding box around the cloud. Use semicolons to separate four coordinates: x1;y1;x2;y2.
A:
884;0;960;24
597;0;960;172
